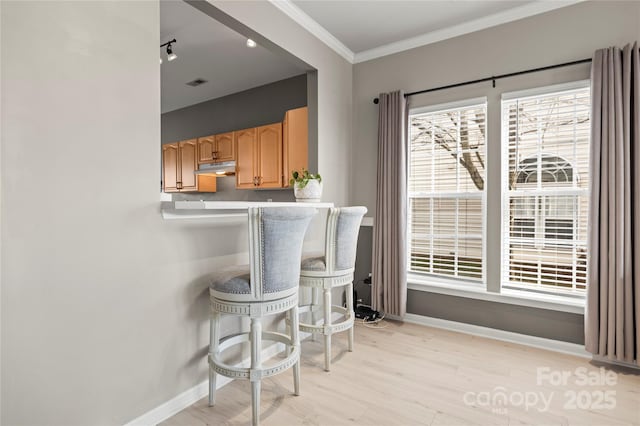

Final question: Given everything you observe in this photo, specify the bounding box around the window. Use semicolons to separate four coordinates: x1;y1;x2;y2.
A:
408;99;486;282
502;83;590;295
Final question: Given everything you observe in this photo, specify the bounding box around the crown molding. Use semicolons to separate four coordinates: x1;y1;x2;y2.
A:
268;0;355;63
353;0;585;63
269;0;585;66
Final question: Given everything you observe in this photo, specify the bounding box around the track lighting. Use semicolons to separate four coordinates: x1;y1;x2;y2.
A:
160;38;177;64
167;44;177;61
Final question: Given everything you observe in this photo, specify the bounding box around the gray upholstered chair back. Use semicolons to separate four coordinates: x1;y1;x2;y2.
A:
249;207;315;299
324;206;367;273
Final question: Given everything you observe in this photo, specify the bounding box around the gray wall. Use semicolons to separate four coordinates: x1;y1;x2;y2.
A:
161;74;307;144
0;1;352;425
407;292;585;344
352;1;640;343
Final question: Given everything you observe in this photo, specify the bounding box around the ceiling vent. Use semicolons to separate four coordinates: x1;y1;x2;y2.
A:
186;78;208;87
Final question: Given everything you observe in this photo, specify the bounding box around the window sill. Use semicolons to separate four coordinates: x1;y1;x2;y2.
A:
407;274;585;314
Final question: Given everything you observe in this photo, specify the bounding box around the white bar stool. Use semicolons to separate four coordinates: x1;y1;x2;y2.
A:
298;206;367;371
208;207;315;426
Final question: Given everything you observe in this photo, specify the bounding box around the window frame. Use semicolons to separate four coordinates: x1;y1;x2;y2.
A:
405;81;589;312
500;80;591;299
407;97;488;288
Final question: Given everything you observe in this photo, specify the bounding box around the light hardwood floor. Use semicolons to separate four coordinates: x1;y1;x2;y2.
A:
162;320;640;426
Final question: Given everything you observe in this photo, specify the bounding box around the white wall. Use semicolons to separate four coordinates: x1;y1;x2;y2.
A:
0;0;352;424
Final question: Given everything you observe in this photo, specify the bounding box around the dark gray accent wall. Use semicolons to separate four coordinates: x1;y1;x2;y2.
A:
354;229;584;344
407;291;584;344
161;74;307;143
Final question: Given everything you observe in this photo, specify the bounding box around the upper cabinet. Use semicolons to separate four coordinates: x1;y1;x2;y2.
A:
197;131;236;164
235;124;283;189
163;139;216;193
256;123;283;188
197;135;216;164
235;128;257;189
282;106;308;187
234;107;307;189
179;139;198;191
215;132;235;162
162;143;179;192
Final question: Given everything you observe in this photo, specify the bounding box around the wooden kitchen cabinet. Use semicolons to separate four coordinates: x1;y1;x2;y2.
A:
235;128;257;189
174;106;306;192
163;143;179;191
235;123;282;189
198;132;235;164
163;139;216;193
215;132;235;162
257;123;283;188
197;135;216;164
282;106;308;187
179;139;198;191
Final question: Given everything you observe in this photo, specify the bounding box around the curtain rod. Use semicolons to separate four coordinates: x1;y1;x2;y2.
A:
372;58;592;104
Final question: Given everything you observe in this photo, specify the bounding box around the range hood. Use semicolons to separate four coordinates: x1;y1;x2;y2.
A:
194;161;236;176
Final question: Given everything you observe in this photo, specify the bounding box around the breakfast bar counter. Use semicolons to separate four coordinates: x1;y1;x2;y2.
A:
161;200;335;220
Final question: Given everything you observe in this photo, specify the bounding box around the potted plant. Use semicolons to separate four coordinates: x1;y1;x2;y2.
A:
290;169;322;202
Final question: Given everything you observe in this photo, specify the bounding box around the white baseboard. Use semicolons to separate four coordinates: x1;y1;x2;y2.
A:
123;343;287;426
403;313;591;359
591;355;639;370
123;380;211;426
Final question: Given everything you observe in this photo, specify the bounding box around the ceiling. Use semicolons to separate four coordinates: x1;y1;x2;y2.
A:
280;0;582;63
293;0;531;53
160;0;582;111
160;1;308;113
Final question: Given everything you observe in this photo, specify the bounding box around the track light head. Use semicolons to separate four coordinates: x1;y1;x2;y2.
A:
166;44;177;61
160;39;177;64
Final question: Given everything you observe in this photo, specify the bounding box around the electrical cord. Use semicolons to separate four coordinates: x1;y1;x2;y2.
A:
353;305;388;329
351;276;388;328
356;313;388;329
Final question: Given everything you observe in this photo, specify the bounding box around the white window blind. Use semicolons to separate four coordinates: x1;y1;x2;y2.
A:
501;84;590;295
408;101;486;282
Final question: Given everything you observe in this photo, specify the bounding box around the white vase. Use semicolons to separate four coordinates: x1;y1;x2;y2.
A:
294;180;322;202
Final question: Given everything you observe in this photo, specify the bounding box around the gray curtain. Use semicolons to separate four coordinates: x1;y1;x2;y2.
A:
586;42;640;364
372;91;408;317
